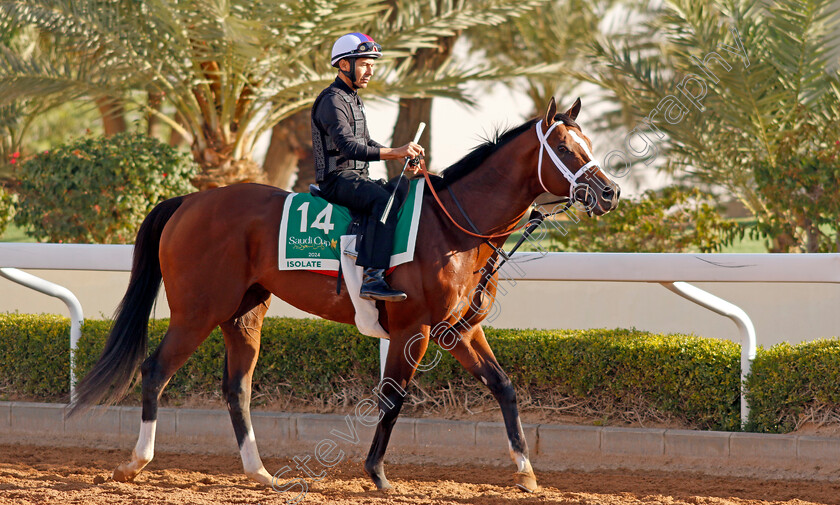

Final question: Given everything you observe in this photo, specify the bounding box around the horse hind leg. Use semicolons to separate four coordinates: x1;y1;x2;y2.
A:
113;318;218;482
220;285;273;485
449;325;538;492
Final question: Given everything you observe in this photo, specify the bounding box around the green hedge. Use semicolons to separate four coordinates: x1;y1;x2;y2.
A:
72;317;383;398
0;314;73;397
1;313;836;433
745;339;840;433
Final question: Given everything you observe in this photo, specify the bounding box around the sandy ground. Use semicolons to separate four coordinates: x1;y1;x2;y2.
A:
0;444;839;505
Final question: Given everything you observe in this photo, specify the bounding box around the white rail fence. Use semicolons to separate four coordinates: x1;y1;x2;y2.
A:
1;243;838;424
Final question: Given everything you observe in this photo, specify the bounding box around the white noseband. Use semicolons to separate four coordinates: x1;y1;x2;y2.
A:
535;119;600;198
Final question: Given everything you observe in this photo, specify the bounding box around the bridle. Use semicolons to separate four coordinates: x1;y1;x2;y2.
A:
418;118;600;241
535;119;601;202
413;118;605;277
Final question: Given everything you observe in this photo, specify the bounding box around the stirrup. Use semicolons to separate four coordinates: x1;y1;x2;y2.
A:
360;269;407;302
359;287;407;302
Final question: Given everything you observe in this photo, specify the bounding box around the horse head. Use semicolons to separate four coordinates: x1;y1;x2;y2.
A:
533;97;620;216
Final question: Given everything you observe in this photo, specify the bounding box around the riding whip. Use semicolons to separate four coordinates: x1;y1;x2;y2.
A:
380;122;425;224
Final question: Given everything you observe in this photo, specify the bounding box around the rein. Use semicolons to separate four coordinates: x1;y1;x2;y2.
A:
415;129;580;241
483;199;574;278
416;160;575;278
417;161;531;239
413;118;595;274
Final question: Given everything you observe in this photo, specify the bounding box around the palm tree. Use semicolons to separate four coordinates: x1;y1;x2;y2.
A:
0;24;69;179
379;0;551;177
465;0;611;116
262;0;558;187
0;0;556;190
568;0;840;251
462;0;651;190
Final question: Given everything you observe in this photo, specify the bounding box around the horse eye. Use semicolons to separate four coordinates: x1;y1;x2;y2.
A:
557;145;569;153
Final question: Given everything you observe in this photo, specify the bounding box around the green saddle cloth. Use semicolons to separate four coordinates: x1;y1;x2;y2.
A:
278;178;424;272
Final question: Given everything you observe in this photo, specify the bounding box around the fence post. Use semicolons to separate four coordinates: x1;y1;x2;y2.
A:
661;281;756;427
0;268;84;402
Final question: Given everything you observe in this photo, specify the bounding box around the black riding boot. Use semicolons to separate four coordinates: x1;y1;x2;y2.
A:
359;268;407;302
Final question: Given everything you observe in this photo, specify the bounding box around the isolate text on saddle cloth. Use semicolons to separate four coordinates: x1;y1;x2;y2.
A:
310;32;425;303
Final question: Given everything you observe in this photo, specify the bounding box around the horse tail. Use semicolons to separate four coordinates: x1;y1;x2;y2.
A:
67;196;185;417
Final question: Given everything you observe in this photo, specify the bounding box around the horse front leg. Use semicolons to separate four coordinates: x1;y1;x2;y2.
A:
449;324;538;492
363;326;429;491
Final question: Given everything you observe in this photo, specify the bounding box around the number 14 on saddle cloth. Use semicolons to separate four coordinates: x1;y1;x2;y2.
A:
277;178;425;274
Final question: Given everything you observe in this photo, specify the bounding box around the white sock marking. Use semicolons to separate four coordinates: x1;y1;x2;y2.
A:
135;420;156;462
239;427;265;474
508;440;533;474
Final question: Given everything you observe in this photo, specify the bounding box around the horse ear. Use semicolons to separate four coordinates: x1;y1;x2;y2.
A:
565;97;582;120
544;97;557;126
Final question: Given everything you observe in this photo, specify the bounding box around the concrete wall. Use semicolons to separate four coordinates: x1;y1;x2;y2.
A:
3;401;840;480
1;270;838;346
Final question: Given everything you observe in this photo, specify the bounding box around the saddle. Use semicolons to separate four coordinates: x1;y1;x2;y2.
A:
308;184;364;254
277;178;425;274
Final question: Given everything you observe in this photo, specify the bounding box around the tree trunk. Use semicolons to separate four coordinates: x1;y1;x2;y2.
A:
146;91;165;139
168;111;189;149
386;34;458;178
191;146;264;190
95;96;127;136
804;218;820;253
291;161;317;193
262;109;313;190
388;97;433;178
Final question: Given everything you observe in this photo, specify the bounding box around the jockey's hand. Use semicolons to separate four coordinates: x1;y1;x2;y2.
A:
407;155;424;175
380;142;425;161
401;141;424;159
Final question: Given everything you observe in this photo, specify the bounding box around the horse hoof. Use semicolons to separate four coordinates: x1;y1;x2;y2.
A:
375;480;393;491
364;462;392;491
513;471;538;493
369;474;393;491
112;464;137;482
247;467;274;486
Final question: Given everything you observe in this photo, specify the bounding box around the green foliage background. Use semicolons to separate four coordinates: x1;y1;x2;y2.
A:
547;187;743;252
14;132;197;243
0;186;14;236
752;135;840;252
2;314;836;433
572;0;840;252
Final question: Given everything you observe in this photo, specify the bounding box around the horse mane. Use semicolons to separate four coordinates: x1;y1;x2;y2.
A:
429;113;580;190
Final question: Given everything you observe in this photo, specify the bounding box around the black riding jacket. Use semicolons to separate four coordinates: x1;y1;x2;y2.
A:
311;77;384;182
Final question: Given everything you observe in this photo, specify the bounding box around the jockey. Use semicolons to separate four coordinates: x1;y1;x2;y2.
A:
311;32;424;302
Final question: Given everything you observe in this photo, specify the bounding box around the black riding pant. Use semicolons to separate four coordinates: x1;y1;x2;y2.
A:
319;170;406;270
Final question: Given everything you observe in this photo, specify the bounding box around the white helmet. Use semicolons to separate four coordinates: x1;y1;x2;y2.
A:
330;32;382;67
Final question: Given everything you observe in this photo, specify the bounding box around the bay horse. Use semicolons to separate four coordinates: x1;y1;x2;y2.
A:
68;97;620;493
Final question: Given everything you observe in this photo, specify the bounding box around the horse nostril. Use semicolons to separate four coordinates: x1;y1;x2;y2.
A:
602;186;614;200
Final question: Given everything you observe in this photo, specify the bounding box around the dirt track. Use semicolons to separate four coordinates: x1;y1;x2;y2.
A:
0;444;838;505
